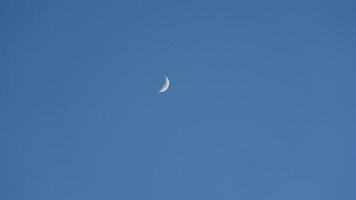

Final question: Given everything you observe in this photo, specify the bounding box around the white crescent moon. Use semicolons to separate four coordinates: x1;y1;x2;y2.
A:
158;76;170;93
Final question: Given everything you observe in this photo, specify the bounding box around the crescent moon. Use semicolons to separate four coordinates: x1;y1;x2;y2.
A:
158;76;170;93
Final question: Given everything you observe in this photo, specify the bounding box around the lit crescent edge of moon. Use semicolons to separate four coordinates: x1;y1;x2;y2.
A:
158;76;170;93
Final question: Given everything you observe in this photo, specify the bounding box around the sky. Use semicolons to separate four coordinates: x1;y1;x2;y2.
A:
1;0;356;199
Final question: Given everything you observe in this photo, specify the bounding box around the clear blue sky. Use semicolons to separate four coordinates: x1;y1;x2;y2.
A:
1;0;355;199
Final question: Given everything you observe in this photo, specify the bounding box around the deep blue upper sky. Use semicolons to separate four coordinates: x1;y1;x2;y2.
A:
1;0;356;199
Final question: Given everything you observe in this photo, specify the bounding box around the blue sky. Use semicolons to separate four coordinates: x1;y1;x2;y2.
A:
1;0;356;199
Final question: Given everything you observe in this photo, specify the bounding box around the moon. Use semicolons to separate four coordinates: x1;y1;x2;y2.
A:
158;76;170;93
